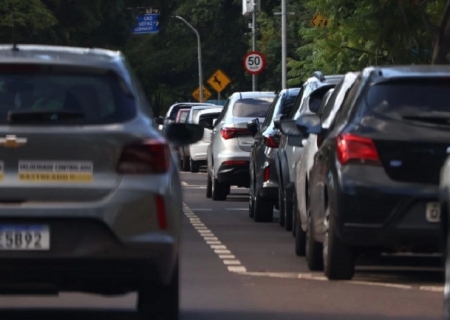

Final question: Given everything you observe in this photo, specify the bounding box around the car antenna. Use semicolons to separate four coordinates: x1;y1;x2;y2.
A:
12;43;19;52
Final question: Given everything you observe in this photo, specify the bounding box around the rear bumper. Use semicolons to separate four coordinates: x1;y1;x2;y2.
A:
217;162;250;187
333;165;441;252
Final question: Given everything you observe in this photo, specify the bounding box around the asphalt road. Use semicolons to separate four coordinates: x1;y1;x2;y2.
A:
0;171;445;319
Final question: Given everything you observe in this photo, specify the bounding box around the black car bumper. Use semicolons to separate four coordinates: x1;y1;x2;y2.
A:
333;165;441;253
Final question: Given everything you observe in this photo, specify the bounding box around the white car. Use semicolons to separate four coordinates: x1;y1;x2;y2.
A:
189;107;223;172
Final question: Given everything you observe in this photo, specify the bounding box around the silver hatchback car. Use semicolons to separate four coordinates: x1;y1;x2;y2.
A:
0;44;202;320
206;91;275;201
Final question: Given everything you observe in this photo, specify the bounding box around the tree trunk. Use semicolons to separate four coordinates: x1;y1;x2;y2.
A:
432;0;450;64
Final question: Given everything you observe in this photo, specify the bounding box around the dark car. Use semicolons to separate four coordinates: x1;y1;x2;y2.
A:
248;88;300;222
275;72;343;232
296;65;450;280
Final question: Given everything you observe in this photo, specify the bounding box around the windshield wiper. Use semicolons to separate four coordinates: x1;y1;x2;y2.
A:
7;109;85;124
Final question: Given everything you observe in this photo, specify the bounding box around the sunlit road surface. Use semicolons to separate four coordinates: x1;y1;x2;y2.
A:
0;171;444;319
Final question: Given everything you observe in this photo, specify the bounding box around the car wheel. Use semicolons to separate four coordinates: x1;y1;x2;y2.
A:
212;176;227;201
138;263;179;320
254;193;274;223
294;195;306;256
284;190;293;232
278;186;285;227
249;177;255;218
206;173;212;198
190;158;199;173
181;156;190;172
323;213;355;280
306;213;323;271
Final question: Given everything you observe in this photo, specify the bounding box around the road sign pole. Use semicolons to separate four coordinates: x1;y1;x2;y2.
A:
252;2;257;91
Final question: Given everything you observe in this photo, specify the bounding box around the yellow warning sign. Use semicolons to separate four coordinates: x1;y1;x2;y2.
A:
310;13;329;27
192;86;212;102
207;69;231;93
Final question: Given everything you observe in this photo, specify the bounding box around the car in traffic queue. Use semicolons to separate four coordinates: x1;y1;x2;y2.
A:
275;72;343;232
189;107;223;173
247;88;300;222
291;72;360;258
156;101;216;131
206;91;276;201
293;65;450;280
0;44;204;320
178;104;221;172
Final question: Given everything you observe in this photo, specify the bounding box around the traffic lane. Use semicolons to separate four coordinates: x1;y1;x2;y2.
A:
181;172;443;319
181;172;445;287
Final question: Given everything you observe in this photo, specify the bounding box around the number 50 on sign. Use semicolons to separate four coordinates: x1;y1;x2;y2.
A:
243;51;266;75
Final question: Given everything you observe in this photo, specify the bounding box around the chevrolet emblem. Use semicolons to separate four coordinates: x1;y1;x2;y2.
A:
0;135;27;148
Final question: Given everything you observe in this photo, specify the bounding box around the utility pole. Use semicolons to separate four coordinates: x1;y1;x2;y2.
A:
281;0;287;89
252;1;257;91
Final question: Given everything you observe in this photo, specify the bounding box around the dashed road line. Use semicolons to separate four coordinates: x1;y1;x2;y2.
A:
183;202;444;293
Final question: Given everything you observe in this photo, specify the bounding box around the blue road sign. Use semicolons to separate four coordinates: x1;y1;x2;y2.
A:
133;14;159;34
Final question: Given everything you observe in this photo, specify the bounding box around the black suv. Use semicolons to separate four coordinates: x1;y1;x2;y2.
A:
296;65;450;280
248;88;300;222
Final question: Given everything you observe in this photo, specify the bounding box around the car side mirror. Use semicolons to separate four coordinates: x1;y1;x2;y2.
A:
279;119;304;137
273;114;287;129
155;116;164;125
247;118;260;138
164;123;204;145
296;114;322;135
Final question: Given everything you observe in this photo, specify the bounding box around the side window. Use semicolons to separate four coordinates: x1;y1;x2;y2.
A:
215;98;231;124
261;94;280;129
289;87;305;119
333;76;364;128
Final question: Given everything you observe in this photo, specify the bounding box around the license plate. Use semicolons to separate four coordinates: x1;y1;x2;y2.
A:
0;225;50;250
426;202;441;223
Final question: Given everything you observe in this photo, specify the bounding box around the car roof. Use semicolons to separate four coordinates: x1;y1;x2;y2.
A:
198;107;223;115
232;91;276;99
367;65;450;81
0;44;123;69
189;105;220;111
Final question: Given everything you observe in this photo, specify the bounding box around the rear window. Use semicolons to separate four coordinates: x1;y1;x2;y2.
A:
0;71;135;125
366;79;450;116
232;97;273;117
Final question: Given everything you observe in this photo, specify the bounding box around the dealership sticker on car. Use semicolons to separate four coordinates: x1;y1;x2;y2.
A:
0;225;50;250
18;161;93;182
426;202;440;223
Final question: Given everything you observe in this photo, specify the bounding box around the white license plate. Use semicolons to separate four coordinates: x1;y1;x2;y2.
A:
0;225;50;250
426;202;441;223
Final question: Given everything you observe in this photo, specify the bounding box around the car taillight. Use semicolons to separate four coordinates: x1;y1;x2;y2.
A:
221;127;250;140
223;160;248;166
117;139;170;174
264;136;279;148
336;133;380;165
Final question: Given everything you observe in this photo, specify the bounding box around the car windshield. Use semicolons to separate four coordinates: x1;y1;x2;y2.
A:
0;71;135;124
366;79;450;117
232;97;273;117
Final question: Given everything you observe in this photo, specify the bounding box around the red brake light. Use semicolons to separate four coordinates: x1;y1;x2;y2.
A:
117;139;170;174
264;166;270;182
264;136;279;148
336;133;380;165
155;195;167;230
221;127;250;140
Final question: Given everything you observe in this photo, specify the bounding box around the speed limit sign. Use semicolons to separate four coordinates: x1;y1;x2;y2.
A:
243;51;266;75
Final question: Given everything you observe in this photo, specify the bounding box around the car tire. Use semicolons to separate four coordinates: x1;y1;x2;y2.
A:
254;194;274;223
324;213;355;280
206;173;212;198
190;158;199;173
294;196;306;256
249;177;255;218
278;186;285;227
284;190;293;232
181;156;190;172
212;177;227;201
138;263;179;320
306;213;323;271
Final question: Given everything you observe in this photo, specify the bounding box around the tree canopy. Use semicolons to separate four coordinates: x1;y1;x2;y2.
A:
0;0;449;114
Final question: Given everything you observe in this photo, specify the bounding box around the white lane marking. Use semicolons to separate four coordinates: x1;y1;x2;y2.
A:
191;208;213;211
181;181;188;186
225;208;248;211
183;203;443;293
